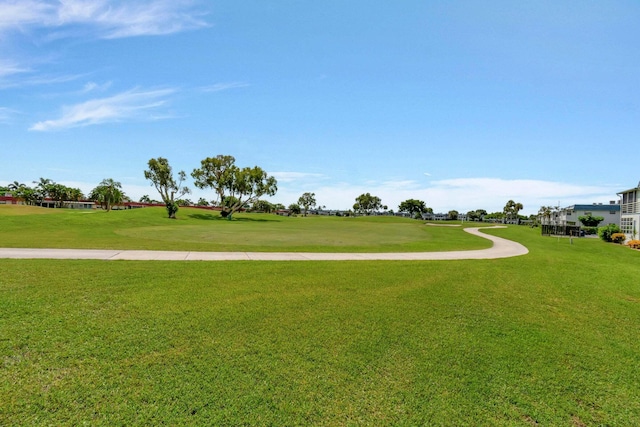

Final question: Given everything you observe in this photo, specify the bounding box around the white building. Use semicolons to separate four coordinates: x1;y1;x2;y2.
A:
557;203;620;227
618;183;640;241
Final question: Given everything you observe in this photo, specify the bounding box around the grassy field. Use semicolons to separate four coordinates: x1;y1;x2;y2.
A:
0;204;491;252
1;207;640;425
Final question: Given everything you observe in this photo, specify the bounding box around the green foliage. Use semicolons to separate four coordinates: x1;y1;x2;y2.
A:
581;226;598;235
250;199;274;213
192;155;278;218
598;223;621;242
448;210;459;220
196;197;210;206
297;192;316;216
89;178;124;211
353;193;384;215
144;157;190;219
466;209;487;221
398;198;430;217
579;214;604;227
287;203;301;215
166;201;179;218
503;200;523;222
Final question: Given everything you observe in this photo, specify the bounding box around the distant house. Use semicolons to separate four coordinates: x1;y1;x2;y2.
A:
422;212;447;221
556;203;620;227
618;183;640;241
0;194;95;209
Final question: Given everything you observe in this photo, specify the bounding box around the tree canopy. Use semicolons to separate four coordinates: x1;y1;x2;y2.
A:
398;199;431;218
579;214;604;227
503;200;524;222
298;192;316;216
192;155;278;219
89;179;124;211
353;193;385;215
144;157;190;219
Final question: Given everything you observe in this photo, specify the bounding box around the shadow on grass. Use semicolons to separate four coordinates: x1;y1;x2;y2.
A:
188;213;281;222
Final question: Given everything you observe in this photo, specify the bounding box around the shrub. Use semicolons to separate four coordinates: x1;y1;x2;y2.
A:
581;226;598;235
627;240;640;249
579;214;604;227
598;223;621;242
611;233;626;244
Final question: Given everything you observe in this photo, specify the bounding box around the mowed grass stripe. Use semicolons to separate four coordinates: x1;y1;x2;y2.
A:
0;205;491;252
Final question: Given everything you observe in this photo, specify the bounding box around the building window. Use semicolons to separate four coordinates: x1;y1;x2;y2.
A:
621;217;634;237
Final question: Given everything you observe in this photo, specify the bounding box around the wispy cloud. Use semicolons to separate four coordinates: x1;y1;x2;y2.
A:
200;82;250;93
270;172;328;183
0;1;52;32
0;59;31;78
82;81;112;93
0;106;19;123
0;0;208;39
29;87;176;131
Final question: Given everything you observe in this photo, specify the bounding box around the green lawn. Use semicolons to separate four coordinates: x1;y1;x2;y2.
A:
0;205;491;252
1;207;640;425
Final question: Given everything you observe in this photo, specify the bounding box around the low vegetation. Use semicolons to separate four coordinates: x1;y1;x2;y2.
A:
1;208;639;425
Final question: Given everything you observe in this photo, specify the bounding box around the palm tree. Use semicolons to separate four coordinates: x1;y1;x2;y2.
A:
503;200;523;223
89;179;124;211
7;181;25;192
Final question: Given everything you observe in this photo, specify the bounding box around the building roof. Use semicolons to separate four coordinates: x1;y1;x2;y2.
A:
568;204;620;211
617;188;640;195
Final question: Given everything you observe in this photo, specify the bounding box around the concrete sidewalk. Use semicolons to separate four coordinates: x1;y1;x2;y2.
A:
0;227;528;261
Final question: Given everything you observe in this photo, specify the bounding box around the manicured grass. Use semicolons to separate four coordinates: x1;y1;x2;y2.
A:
0;205;491;252
1;226;639;425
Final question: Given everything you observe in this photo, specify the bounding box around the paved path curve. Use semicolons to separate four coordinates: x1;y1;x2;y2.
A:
0;226;528;261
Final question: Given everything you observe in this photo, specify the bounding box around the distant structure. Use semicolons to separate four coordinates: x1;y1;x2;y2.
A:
617;183;640;241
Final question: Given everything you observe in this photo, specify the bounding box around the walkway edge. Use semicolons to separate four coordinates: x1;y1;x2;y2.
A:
0;226;528;261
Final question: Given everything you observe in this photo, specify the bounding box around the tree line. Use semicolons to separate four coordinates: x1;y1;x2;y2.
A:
2;157;527;222
1;178;126;211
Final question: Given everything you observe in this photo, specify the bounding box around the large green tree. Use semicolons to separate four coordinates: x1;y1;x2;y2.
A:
466;209;487;221
353;193;385;215
251;199;275;213
89;179;124;211
192;155;278;219
12;185;37;205
298;192;316;216
398;199;430;218
144;157;190;219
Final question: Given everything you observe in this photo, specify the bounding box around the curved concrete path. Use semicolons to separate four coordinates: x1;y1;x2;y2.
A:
0;227;528;261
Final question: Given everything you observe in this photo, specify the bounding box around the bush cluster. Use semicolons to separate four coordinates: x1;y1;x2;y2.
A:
581;226;598;235
627;240;640;249
599;224;622;242
611;233;626;244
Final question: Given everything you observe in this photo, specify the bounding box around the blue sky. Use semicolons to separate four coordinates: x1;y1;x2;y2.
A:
1;1;638;215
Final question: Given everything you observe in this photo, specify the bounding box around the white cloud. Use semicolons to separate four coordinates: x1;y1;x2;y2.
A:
29;87;176;131
0;0;208;39
82;81;112;93
0;106;19;122
270;171;327;183
200;82;250;93
267;176;621;215
0;1;53;32
0;59;30;78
